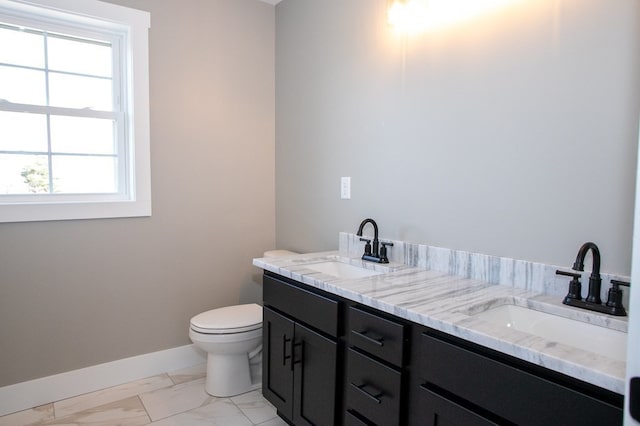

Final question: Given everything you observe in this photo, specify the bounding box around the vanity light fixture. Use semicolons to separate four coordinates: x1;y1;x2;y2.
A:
387;0;429;34
387;0;522;33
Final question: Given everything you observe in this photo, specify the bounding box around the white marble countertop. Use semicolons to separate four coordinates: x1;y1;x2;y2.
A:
253;251;628;395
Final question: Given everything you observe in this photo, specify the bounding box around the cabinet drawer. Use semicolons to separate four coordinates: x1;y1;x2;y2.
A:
348;306;405;366
346;348;402;426
263;274;339;337
420;332;622;425
345;409;374;426
417;385;498;426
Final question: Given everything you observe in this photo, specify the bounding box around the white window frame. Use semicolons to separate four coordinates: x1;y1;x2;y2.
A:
0;0;151;222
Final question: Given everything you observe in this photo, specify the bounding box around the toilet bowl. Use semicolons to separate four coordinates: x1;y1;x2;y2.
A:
189;303;263;397
189;249;298;397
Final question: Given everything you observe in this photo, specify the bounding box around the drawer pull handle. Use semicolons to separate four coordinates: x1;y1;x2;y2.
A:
352;329;385;347
350;382;383;404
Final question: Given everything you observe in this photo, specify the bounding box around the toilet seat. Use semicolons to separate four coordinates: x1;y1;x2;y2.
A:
190;303;262;334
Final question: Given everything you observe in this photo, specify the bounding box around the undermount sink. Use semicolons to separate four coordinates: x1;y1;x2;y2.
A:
304;261;383;279
473;304;627;361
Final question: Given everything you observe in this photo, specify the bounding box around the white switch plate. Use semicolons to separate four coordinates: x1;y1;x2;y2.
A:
341;177;351;199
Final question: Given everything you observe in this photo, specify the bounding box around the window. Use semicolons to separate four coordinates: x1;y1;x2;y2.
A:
0;0;151;222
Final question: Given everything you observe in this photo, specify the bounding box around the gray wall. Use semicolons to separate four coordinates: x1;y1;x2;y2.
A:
0;0;275;387
275;0;640;275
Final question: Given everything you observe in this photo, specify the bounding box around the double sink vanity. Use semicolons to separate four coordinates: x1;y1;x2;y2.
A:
253;232;628;425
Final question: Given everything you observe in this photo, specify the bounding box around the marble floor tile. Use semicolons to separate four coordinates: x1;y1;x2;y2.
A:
167;363;206;385
43;396;149;426
256;417;289;426
54;374;173;419
149;399;252;426
230;390;278;425
0;369;279;426
0;403;54;426
139;378;216;421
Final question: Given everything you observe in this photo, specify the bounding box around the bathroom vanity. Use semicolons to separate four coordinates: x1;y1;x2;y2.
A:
255;238;627;425
261;271;622;426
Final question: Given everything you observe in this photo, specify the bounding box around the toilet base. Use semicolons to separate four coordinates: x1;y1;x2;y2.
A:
204;352;261;397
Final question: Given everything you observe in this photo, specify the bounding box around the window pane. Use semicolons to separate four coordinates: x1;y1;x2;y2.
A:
48;73;112;110
50;116;115;155
0;154;50;194
0;26;45;68
0;66;46;105
52;155;117;193
48;35;112;77
0;111;48;152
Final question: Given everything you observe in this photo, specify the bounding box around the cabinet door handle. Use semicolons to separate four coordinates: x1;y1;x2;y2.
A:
282;336;292;366
291;341;303;371
350;382;383;404
352;329;385;347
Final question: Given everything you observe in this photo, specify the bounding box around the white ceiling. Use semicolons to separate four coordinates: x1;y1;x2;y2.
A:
259;0;282;5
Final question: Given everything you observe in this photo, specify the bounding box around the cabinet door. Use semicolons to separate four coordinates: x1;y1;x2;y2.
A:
293;322;338;426
263;307;295;420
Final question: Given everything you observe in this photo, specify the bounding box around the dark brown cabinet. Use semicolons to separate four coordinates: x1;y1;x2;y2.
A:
346;348;402;425
416;385;498;426
262;307;294;417
348;306;406;366
344;305;407;425
410;330;623;426
263;274;340;426
292;321;337;425
262;271;623;426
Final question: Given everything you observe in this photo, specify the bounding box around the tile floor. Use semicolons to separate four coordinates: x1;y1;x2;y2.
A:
0;364;287;426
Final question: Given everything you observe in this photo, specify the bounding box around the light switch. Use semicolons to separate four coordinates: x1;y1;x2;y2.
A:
341;177;351;199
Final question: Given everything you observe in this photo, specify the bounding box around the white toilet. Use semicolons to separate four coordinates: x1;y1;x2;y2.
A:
189;249;297;397
189;303;263;397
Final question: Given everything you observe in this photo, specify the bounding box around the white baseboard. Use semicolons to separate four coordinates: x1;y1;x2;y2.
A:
0;344;206;417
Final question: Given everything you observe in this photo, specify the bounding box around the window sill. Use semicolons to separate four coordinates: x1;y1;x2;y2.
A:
0;198;151;223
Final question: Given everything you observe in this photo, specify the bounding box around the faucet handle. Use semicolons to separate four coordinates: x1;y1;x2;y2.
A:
611;279;630;288
359;238;372;256
605;280;630;316
556;270;582;302
379;241;394;263
555;270;581;279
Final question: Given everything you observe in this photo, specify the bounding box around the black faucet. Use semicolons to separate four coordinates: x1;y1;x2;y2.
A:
555;242;629;316
572;242;602;304
356;218;392;263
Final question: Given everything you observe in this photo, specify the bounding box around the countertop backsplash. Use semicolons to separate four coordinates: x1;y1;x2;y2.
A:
339;232;630;307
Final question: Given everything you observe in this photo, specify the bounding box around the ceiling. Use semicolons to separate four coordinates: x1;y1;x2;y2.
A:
259;0;282;5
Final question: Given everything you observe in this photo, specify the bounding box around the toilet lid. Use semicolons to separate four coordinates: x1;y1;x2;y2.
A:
263;249;298;257
190;303;262;334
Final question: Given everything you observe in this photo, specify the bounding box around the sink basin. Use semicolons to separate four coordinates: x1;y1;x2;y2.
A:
473;304;627;361
305;261;383;279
